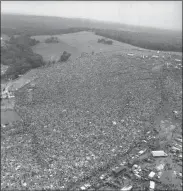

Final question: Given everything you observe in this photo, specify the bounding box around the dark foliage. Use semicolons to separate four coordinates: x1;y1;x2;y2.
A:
2;25;90;36
59;51;71;62
1;35;44;80
98;38;113;45
95;29;182;52
9;35;40;46
45;36;59;43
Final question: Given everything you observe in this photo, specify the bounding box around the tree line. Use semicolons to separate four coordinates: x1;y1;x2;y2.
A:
1;35;45;80
94;29;182;52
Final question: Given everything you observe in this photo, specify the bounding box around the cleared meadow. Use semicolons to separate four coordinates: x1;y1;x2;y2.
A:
32;31;142;61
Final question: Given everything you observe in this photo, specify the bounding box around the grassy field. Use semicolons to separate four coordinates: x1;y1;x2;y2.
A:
32;39;80;61
32;31;152;62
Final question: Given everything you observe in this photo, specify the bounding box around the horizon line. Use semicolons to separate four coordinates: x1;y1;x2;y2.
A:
1;12;182;33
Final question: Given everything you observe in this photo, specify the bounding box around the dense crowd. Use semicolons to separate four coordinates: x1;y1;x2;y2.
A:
1;50;182;189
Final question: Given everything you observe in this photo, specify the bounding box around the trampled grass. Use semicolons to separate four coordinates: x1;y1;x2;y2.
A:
11;52;161;188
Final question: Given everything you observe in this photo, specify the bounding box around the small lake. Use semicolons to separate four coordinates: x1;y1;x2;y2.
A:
1;110;21;124
1;98;21;124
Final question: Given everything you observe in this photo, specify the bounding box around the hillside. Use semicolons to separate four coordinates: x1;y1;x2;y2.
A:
2;48;182;189
1;14;182;52
31;31;140;61
1;13;124;36
1;13;182;190
94;29;182;52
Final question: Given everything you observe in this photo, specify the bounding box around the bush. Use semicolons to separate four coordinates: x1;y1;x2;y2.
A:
105;40;113;45
27;53;44;68
4;60;31;80
45;36;59;43
9;35;39;46
97;38;113;45
98;38;105;43
59;51;71;62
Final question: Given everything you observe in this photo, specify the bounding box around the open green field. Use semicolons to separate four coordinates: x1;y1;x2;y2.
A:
32;31;152;62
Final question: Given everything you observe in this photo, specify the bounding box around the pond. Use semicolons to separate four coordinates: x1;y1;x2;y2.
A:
1;109;21;124
1;98;21;124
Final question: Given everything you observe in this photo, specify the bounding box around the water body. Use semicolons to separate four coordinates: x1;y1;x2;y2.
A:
1;110;21;124
1;97;21;124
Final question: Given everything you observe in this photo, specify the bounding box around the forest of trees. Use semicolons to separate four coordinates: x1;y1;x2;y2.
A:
1;35;45;80
2;26;91;37
94;29;182;52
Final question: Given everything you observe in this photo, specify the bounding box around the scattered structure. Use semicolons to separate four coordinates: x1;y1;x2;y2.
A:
127;53;134;56
1;84;14;99
152;55;159;58
151;151;168;157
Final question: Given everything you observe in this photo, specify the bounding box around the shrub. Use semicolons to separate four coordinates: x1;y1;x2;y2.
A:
9;35;39;46
45;36;59;43
27;53;44;68
105;40;113;45
59;51;71;62
4;60;31;80
97;38;113;45
98;38;105;43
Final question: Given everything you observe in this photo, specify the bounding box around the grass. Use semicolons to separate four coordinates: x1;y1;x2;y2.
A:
32;39;79;61
32;31;146;62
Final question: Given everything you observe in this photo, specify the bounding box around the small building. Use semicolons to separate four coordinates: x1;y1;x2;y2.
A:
151;151;168;157
1;84;14;99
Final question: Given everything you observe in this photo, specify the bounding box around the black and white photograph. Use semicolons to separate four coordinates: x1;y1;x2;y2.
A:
1;1;182;190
